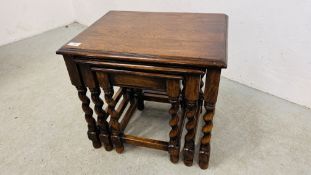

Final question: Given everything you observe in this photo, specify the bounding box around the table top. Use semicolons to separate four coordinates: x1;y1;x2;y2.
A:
57;11;228;68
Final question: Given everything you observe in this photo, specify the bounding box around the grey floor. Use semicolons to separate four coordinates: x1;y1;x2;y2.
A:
0;23;311;175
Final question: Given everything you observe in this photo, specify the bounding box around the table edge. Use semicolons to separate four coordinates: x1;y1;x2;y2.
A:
56;48;227;68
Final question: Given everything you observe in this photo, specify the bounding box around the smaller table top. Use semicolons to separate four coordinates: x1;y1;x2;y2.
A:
57;11;228;68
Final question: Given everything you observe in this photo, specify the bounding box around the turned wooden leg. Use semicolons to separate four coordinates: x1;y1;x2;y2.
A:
167;79;181;163
168;101;180;163
136;89;144;111
199;104;214;169
199;69;221;169
90;87;113;151
95;72;124;153
183;75;200;166
104;87;124;153
183;102;197;166
76;86;101;148
199;74;204;113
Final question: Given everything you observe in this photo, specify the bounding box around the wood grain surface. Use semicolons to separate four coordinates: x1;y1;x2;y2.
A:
57;11;228;68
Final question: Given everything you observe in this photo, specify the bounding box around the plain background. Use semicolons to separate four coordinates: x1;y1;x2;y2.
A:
0;0;310;108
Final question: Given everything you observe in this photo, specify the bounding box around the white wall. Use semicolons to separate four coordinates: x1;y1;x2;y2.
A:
73;0;311;108
0;0;75;46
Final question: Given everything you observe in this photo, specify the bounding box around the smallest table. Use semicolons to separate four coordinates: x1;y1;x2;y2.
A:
57;11;228;169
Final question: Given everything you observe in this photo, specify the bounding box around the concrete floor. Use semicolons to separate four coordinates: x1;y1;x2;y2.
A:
0;23;311;175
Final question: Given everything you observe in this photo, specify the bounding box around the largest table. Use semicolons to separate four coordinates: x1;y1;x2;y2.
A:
57;11;228;169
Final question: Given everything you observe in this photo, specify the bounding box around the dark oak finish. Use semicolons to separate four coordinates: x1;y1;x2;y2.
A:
76;86;102;148
167;79;181;163
183;75;201;166
122;135;169;151
57;11;228;169
57;11;228;68
143;91;170;103
119;99;137;131
199;69;221;169
90;87;113;151
97;71;125;153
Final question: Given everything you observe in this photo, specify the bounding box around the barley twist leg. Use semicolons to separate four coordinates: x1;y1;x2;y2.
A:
76;86;101;148
90;87;113;151
104;87;124;153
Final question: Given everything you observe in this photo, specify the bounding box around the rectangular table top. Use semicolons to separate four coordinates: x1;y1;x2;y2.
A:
57;11;228;68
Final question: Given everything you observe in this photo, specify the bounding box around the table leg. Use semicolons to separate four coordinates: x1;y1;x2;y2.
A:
96;72;124;153
167;79;181;163
199;74;205;113
136;89;144;110
104;86;124;153
199;69;221;169
183;75;200;166
76;86;101;148
90;87;113;151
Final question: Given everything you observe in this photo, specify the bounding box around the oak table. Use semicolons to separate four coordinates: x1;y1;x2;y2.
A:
56;11;228;169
